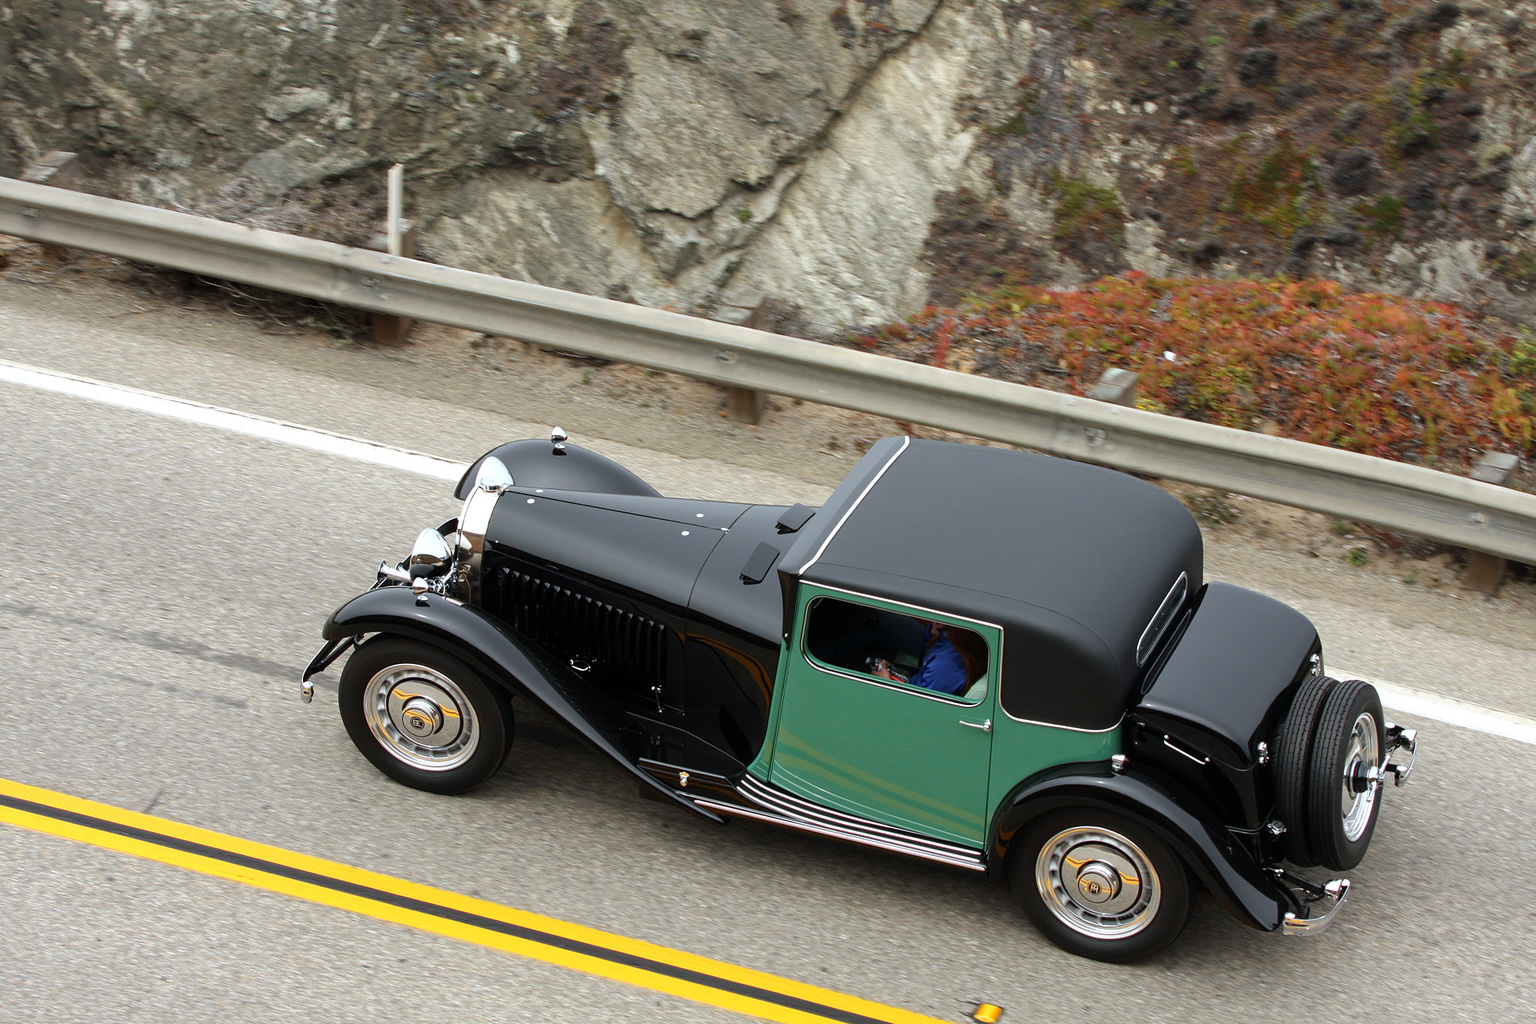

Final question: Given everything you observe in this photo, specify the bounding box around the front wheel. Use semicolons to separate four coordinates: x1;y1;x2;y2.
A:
338;636;513;795
1011;809;1191;963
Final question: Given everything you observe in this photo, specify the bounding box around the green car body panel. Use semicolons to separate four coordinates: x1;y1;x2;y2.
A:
749;584;1123;848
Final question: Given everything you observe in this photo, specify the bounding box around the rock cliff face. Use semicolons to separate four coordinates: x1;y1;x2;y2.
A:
4;0;1536;330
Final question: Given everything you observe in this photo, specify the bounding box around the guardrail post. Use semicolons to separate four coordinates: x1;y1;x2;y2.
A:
19;152;76;263
1463;452;1521;595
363;219;416;345
724;301;771;423
1087;367;1138;406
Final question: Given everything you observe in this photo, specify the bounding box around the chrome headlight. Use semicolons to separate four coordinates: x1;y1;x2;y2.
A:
408;527;454;579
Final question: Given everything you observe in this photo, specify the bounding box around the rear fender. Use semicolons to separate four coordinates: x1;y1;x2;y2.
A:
990;764;1288;931
319;586;721;823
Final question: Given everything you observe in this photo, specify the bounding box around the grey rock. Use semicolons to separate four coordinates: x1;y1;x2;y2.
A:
1235;48;1279;85
4;0;1535;332
1335;101;1369;134
1402;180;1439;213
263;87;332;123
238;138;373;200
1331;148;1378;196
1322;223;1362;247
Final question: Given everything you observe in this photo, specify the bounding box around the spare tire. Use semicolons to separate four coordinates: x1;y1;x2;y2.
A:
1305;679;1385;870
1271;673;1337;866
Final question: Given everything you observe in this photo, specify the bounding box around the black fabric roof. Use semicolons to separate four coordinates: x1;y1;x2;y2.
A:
785;439;1203;730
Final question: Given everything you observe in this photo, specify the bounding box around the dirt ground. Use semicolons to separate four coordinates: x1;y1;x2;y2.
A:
2;235;1532;625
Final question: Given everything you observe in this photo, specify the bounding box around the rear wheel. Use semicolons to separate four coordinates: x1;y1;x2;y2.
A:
1305;679;1385;870
338;636;513;795
1011;809;1190;963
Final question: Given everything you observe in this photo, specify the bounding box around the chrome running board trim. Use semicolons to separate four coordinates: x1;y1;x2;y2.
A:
689;773;986;873
737;774;978;858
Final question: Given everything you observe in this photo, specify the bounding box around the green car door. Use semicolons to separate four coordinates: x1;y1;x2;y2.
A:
763;586;1000;847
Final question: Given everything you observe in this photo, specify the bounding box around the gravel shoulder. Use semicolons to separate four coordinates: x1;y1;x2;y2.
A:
2;239;1532;714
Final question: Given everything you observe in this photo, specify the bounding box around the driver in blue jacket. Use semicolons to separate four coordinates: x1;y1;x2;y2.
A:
872;622;969;695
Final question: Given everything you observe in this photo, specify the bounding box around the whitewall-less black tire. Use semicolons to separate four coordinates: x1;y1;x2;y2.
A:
1011;809;1191;963
1305;679;1385;871
338;636;513;795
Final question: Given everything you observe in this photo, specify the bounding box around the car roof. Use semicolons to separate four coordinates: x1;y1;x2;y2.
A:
781;438;1203;729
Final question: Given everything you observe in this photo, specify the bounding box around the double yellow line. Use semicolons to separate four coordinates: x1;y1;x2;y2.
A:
0;777;949;1024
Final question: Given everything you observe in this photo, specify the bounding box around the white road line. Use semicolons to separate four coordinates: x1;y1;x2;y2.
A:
0;358;464;483
5;357;1533;747
1334;670;1536;747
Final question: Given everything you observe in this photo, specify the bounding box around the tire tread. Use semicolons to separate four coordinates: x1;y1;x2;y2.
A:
1272;673;1336;866
1305;679;1384;871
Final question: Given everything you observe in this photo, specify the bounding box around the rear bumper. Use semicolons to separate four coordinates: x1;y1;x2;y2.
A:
1276;874;1350;936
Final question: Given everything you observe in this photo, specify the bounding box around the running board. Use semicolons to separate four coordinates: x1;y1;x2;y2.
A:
690;773;986;873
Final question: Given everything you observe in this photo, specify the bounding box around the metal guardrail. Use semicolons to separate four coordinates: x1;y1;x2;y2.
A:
3;175;1534;563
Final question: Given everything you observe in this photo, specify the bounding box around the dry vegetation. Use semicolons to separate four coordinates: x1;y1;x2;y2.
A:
847;272;1536;476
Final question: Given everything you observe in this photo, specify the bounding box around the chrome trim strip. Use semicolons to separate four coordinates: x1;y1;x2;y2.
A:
1137;572;1188;666
794;436;910;576
455;484;504;607
804;589;1118;733
999;709;1125;734
694;785;987;872
692;799;985;871
801;581;1006;635
738;776;973;855
735;774;983;862
1163;735;1210;765
795;582;1001;708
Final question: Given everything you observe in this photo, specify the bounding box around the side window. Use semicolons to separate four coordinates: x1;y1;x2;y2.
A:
802;596;990;704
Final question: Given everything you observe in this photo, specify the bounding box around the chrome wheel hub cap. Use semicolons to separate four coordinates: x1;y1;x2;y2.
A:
1075;862;1123;904
1340;711;1381;841
1036;827;1161;939
399;696;444;740
363;663;479;772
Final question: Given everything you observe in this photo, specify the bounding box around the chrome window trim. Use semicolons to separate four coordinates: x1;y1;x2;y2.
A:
796;583;998;709
793;436;910;576
794;585;1120;733
1136;571;1188;667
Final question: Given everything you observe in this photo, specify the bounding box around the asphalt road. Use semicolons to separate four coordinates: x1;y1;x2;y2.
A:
2;273;1535;1023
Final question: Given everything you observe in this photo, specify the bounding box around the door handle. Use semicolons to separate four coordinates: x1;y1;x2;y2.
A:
959;718;992;733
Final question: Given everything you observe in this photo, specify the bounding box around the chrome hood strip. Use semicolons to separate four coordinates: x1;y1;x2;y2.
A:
455;484;498;605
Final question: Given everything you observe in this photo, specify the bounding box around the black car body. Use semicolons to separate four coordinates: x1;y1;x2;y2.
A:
305;434;1416;961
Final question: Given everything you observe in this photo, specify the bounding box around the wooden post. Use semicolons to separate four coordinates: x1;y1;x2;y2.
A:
724;300;771;424
1087;367;1139;407
362;219;417;345
19;151;77;263
1463;452;1521;596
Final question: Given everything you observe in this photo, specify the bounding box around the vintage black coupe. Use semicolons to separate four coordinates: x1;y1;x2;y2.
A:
304;432;1416;961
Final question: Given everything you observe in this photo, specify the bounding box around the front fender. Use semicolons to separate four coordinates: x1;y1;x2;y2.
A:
989;764;1288;931
318;586;722;824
